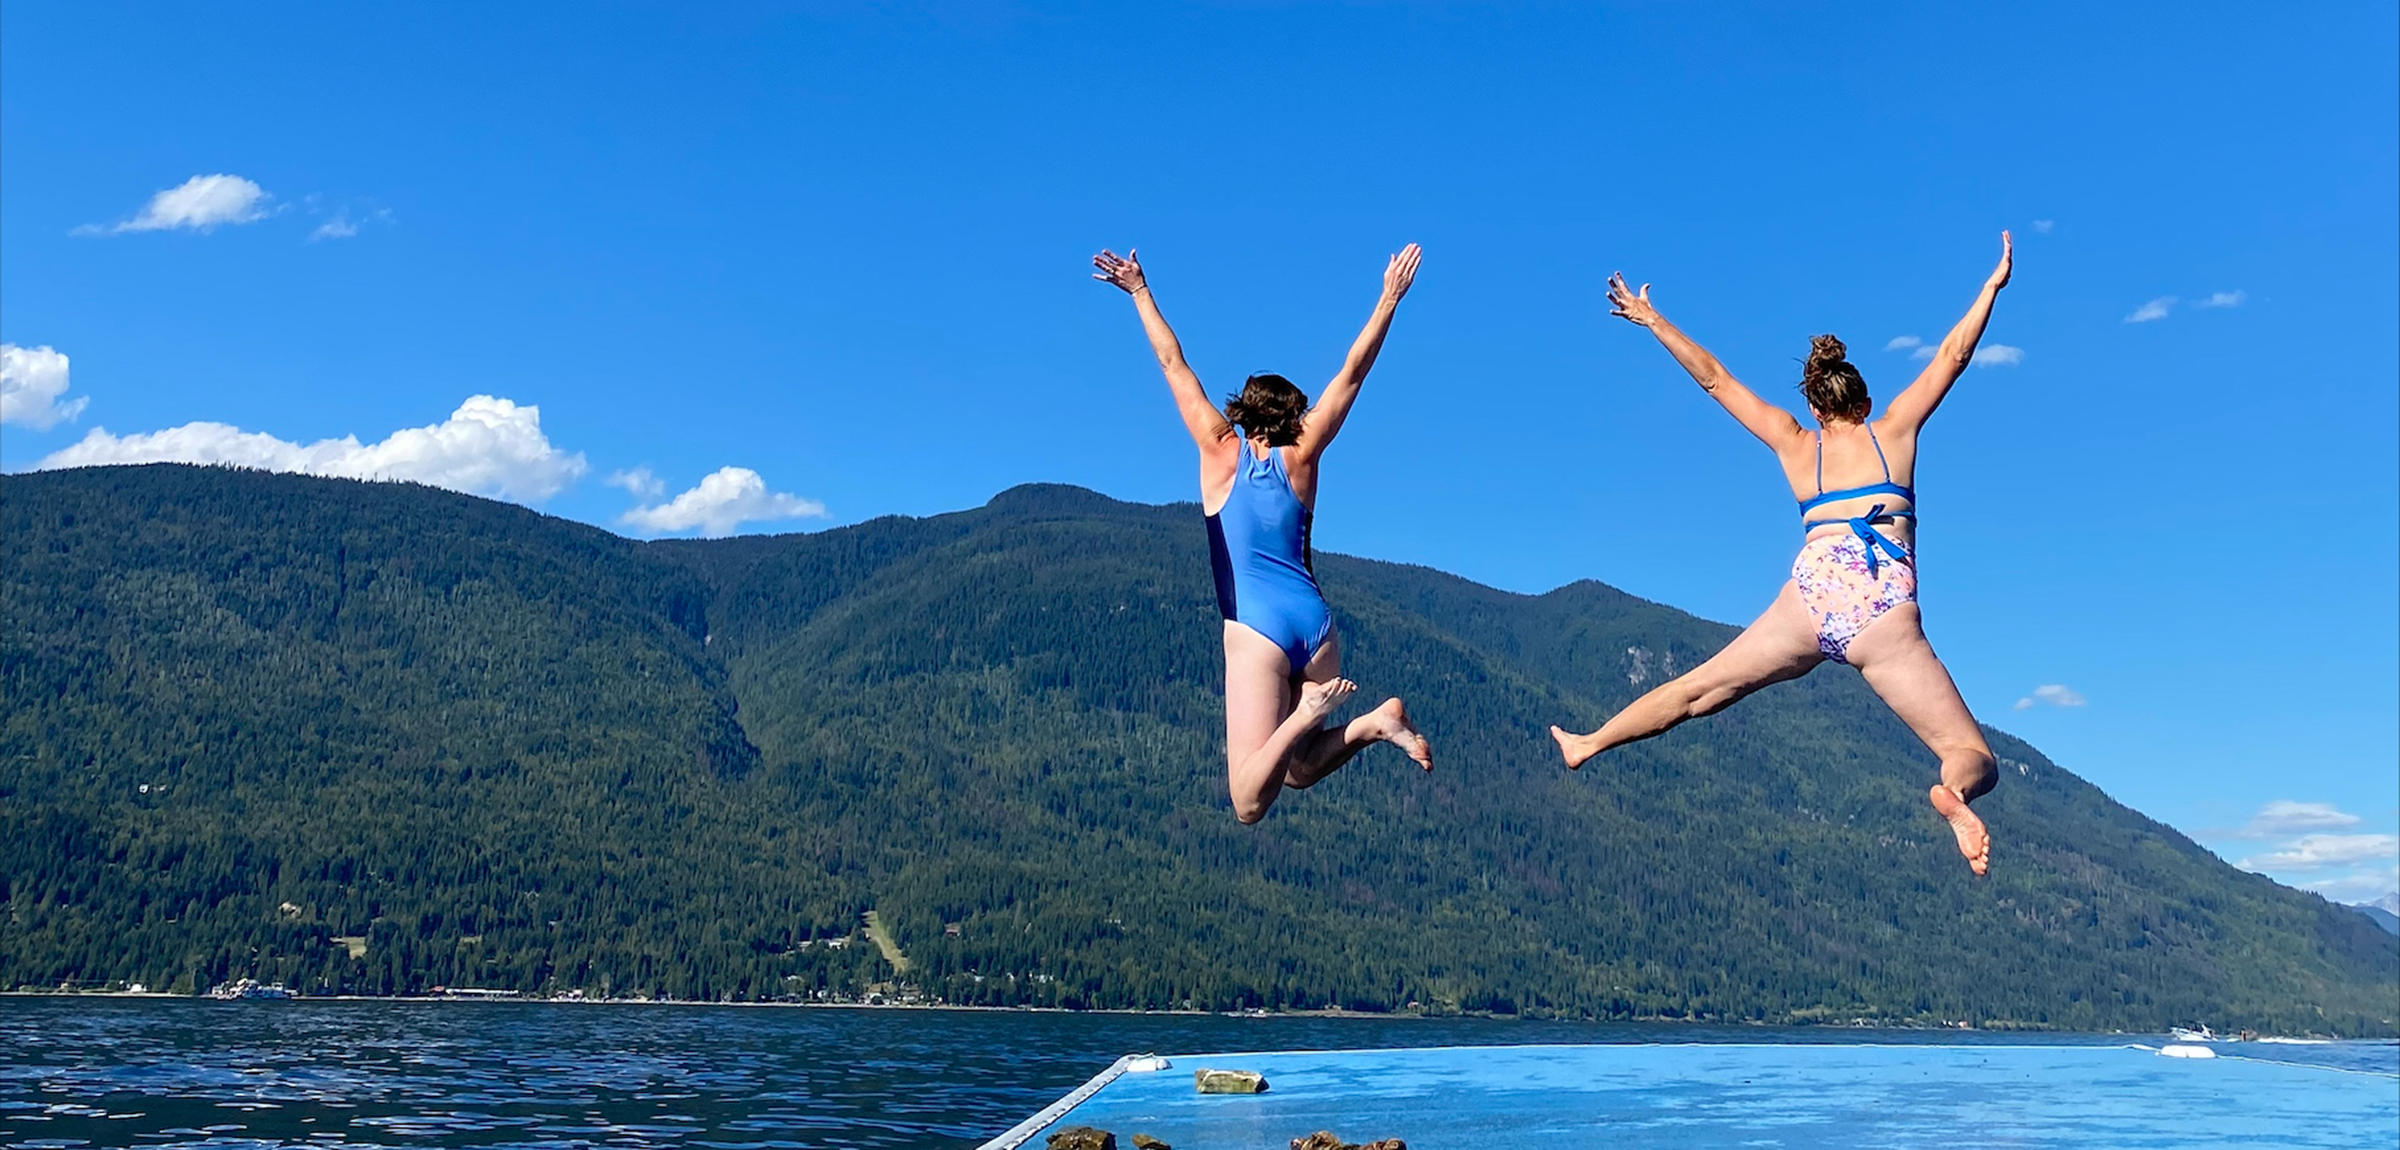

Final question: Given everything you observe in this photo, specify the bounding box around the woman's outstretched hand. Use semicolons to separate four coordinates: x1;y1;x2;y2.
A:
1382;243;1423;302
1988;230;2013;290
1606;272;1659;327
1092;248;1148;295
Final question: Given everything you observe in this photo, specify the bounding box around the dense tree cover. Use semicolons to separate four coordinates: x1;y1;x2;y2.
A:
2;466;2392;1034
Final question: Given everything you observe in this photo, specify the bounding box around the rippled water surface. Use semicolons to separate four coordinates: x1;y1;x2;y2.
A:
1;999;2391;1148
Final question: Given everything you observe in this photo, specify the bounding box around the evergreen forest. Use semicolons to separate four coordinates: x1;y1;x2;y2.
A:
3;465;2392;1034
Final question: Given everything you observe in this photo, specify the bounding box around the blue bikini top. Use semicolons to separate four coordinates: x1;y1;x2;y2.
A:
1797;424;1914;574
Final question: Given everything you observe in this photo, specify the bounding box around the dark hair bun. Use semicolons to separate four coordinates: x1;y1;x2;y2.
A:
1806;334;1849;373
1798;334;1871;420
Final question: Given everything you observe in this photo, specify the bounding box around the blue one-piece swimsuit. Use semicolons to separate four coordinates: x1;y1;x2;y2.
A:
1206;437;1333;674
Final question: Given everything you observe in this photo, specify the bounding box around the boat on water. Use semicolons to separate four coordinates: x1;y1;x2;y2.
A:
2170;1024;2219;1042
429;986;523;1001
205;978;294;1000
979;1042;2398;1149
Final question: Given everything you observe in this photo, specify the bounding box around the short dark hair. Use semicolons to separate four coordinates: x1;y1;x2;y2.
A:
1799;334;1871;421
1223;373;1309;446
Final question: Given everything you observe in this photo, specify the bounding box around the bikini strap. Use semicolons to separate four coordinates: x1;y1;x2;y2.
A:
1813;430;1824;495
1866;423;1893;483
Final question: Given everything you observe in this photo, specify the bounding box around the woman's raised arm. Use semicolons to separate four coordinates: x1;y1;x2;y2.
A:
1094;248;1233;449
1608;273;1805;450
1882;231;2012;436
1293;243;1421;462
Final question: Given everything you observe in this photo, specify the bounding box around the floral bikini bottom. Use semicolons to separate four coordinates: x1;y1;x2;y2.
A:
1791;530;1917;665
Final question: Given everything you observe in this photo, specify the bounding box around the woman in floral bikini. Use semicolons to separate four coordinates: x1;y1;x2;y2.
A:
1550;233;2015;876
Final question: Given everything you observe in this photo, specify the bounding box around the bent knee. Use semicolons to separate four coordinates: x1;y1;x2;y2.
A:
1232;800;1269;825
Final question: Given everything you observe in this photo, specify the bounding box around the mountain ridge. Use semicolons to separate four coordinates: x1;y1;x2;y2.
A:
3;464;2392;1033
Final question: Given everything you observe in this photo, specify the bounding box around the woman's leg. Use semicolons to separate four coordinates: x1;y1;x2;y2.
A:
1223;622;1358;824
1281;633;1433;790
1551;582;1824;768
1843;603;1996;875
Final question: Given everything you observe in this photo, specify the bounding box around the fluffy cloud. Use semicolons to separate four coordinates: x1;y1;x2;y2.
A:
607;467;667;500
1903;342;2022;367
82;175;271;235
2300;870;2400;905
2126;290;2249;324
308;206;392;242
2222;800;2398;904
619;467;827;537
1972;344;2024;368
2125;296;2176;323
35;395;587;503
2238;834;2400;871
2013;683;2085;710
0;343;87;430
2242;800;2362;838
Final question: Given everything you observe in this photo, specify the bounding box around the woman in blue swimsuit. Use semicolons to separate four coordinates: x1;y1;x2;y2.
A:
1551;233;2014;875
1093;245;1435;823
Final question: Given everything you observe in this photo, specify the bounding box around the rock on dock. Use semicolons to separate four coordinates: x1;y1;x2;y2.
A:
1193;1068;1269;1094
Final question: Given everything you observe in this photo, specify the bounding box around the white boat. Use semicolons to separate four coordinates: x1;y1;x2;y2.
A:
2168;1025;2219;1043
207;978;294;1000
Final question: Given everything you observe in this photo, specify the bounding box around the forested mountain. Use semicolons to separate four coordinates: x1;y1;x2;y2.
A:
4;465;2393;1034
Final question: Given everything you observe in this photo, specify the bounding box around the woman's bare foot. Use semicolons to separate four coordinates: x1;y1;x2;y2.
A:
1550;726;1602;769
1297;677;1357;724
1928;784;1990;876
1355;698;1433;770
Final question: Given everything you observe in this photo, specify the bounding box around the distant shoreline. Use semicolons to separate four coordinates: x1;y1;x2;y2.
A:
0;990;2121;1031
12;990;2385;1042
0;989;1448;1019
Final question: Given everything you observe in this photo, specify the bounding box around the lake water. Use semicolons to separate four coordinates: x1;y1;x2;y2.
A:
2;999;2392;1148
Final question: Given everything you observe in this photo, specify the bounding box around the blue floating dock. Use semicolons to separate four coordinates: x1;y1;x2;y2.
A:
983;1042;2399;1148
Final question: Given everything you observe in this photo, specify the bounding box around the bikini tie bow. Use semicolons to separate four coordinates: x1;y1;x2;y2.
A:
1846;504;1912;578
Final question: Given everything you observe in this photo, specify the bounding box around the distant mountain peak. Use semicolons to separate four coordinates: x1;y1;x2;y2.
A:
984;482;1152;518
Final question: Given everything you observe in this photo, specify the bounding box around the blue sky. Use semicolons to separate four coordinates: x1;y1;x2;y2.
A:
4;2;2393;901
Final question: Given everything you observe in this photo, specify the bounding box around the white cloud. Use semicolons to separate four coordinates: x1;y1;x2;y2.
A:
1884;336;1923;352
35;395;587;503
607;466;667;500
2031;219;2055;234
2124;291;2247;324
82;174;271;235
2300;870;2400;905
2013;683;2086;710
2238;834;2400;872
619;467;826;537
2125;296;2176;323
1971;344;2024;368
2241;800;2362;838
308;206;392;242
0;343;88;430
2218;800;2398;901
1909;343;2022;365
